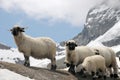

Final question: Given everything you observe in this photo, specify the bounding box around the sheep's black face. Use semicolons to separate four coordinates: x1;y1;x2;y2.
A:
66;42;77;50
10;27;25;36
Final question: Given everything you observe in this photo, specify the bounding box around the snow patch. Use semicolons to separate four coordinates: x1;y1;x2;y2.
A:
0;69;34;80
0;46;65;68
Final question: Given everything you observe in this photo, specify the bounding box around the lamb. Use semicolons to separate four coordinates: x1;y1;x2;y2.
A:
75;55;107;80
10;25;57;70
64;40;95;74
91;46;118;78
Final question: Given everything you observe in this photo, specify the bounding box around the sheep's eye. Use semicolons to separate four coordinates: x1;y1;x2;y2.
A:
83;68;86;71
17;27;21;31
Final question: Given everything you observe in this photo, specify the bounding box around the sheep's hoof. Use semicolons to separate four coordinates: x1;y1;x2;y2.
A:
81;74;87;78
68;68;75;75
51;65;57;71
92;77;97;80
110;74;114;78
103;75;106;80
24;62;30;67
114;74;119;78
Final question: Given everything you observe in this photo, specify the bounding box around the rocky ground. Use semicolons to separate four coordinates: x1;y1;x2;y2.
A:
0;61;120;80
0;61;77;80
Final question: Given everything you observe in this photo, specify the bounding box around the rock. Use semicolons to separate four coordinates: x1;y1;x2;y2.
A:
0;61;77;80
0;61;120;80
47;57;66;69
73;1;120;46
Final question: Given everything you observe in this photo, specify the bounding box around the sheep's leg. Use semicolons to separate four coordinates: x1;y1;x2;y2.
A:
51;57;57;71
68;64;75;75
24;55;30;67
101;68;107;80
92;72;98;80
108;68;113;78
113;64;119;78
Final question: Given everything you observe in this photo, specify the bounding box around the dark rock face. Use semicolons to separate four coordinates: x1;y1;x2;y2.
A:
73;2;120;46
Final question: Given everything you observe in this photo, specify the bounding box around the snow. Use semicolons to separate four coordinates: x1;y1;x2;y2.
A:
0;46;65;80
88;20;120;53
98;20;120;42
56;43;65;50
0;69;34;80
0;48;24;64
111;45;120;53
0;47;65;70
87;40;104;47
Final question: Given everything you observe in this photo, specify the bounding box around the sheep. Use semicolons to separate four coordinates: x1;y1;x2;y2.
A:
10;25;57;70
75;55;107;80
91;46;118;78
64;40;95;74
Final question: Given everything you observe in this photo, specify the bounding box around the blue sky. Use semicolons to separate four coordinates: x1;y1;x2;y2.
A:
0;0;103;48
0;9;82;48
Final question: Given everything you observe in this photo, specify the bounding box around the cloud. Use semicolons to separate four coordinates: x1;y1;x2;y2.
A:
0;0;104;26
105;0;120;9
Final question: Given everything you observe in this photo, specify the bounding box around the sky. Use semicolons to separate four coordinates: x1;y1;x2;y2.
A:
0;0;104;48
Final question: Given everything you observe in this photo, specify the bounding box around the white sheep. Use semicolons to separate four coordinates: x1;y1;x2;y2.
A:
64;40;95;74
75;55;107;80
10;25;57;70
91;46;118;78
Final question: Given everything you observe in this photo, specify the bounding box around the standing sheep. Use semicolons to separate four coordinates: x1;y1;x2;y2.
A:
75;55;107;80
64;40;95;74
91;46;118;78
10;25;57;70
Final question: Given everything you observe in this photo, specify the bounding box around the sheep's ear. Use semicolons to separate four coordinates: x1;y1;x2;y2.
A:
20;28;25;32
95;49;99;55
82;67;86;72
66;42;70;46
65;41;68;46
10;29;13;32
75;43;77;47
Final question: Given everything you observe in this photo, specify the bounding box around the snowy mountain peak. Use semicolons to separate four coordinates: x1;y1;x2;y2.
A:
89;20;120;47
73;1;120;46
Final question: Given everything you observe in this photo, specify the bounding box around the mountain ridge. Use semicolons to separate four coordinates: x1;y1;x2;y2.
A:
0;43;10;49
73;2;120;46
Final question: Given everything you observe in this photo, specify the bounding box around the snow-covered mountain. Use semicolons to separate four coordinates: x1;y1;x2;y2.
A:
88;20;120;47
88;20;120;53
73;1;120;46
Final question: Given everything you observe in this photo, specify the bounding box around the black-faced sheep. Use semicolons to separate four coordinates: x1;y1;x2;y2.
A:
64;40;95;74
91;46;118;78
75;55;107;80
10;25;57;70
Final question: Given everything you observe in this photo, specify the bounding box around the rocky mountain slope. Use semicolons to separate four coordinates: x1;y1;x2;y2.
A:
0;43;10;49
73;1;120;46
0;61;119;80
88;20;120;47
